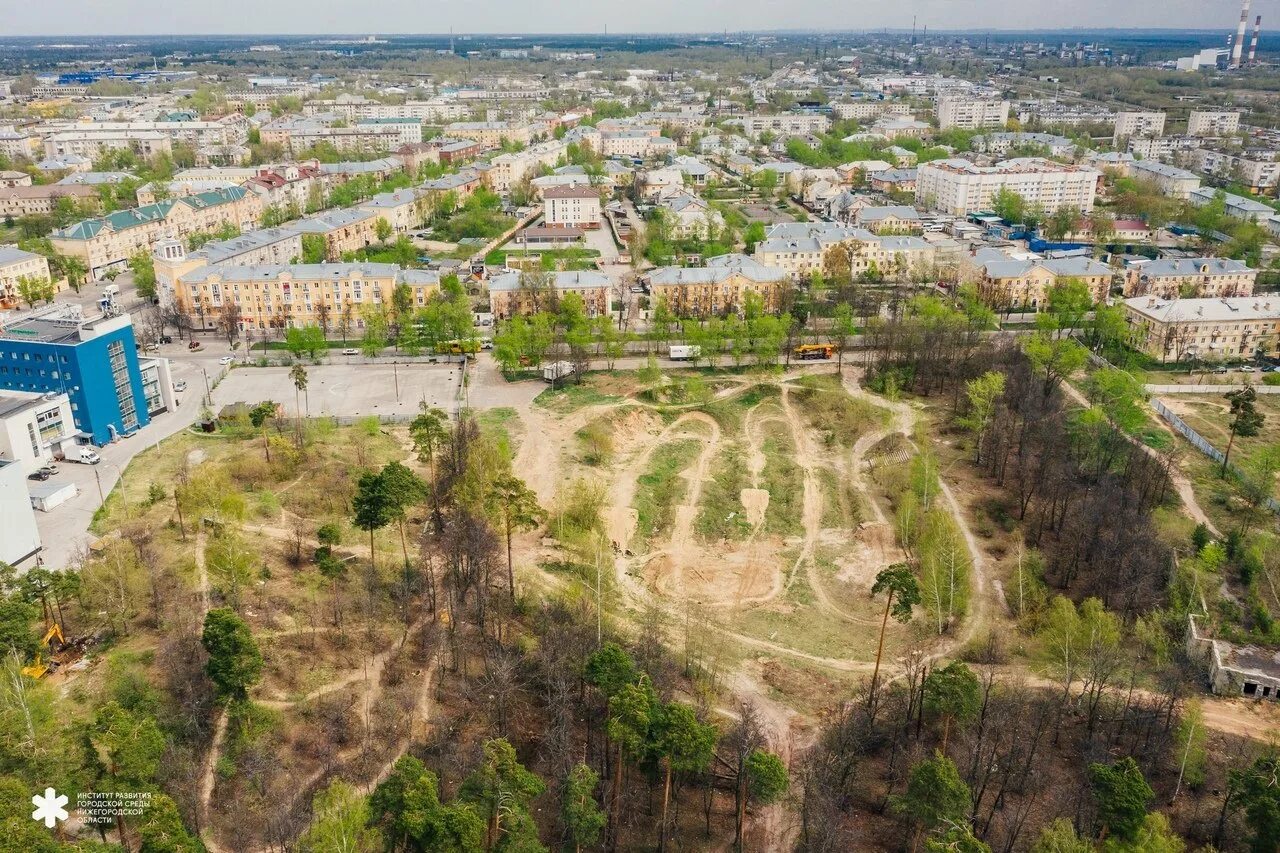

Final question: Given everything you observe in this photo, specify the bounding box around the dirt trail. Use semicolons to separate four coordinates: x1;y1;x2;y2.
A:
662;413;723;598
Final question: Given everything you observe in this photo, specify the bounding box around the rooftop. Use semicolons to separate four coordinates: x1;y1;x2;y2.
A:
1124;295;1280;324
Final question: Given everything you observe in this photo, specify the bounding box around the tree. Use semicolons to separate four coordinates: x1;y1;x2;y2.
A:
869;565;920;702
926;824;992;853
1229;751;1280;853
1047;278;1093;332
370;755;485;852
137;793;201;853
302;233;328;264
130;250;157;301
201;607;263;701
206;529;257;611
1102;812;1185;853
353;470;395;573
1023;327;1087;397
375;217;394;242
606;680;658;848
959;371;1005;463
459;737;547;853
1031;819;1094;853
1223;386;1265;476
484;475;544;605
562;764;606;853
923;661;981;751
1089;756;1153;842
1172;699;1206;803
890;752;971;851
88;700;167;841
411;405;450;526
290;363;308;446
744;748;788;807
298;780;382;853
379;461;428;571
654;702;717;850
361;306;390;357
991;187;1026;223
15;275;54;309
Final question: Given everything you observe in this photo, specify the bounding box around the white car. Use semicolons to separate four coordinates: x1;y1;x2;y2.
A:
218;356;234;365
174;380;187;392
1241;365;1256;373
342;348;359;356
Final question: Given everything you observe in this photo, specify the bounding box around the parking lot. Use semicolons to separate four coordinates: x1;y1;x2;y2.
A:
211;361;465;419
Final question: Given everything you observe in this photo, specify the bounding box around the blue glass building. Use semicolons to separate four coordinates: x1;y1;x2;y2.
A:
0;308;149;446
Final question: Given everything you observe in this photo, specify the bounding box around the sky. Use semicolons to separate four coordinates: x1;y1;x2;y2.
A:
5;0;1279;36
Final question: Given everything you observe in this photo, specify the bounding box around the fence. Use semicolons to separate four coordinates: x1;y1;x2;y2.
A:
1150;398;1280;513
1145;384;1280;395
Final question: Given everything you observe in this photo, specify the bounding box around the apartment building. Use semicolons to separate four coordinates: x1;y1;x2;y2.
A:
355;118;423;147
855;205;923;234
539;185;600;229
734;113;831;137
0;128;43;160
754;222;876;280
153;228;304;307
1113;111;1167;139
915;158;1099;216
1189;188;1276;222
601;131;677;160
1122;257;1256;299
358;189;426;234
968;247;1113;310
1129;160;1201;198
282;209;381;261
50;187;263;276
1123;295;1280;362
438;139;482;164
243;163;325;211
970;132;1076;157
178;263;441;333
659;194;725;239
260;118;402;155
829;101;912;121
1191;149;1280;193
0;247;54;309
443;122;533;149
305;96;471;123
0;184;100;218
936;97;1010;131
488;270;612;320
0;390;76;476
487;139;567;193
44;130;172;160
644;255;788;317
1187;110;1242;137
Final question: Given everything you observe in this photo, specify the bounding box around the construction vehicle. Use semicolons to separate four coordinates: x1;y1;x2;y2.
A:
21;622;66;680
794;343;837;360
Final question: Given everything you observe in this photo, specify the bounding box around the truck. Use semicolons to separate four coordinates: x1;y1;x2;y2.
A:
100;283;120;300
669;345;701;361
542;361;576;383
794;344;837;361
61;444;101;465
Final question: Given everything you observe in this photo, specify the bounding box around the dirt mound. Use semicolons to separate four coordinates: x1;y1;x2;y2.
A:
834;523;905;589
740;488;770;527
644;538;784;606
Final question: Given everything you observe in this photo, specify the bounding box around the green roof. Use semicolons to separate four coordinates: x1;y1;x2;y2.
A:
54;187;249;242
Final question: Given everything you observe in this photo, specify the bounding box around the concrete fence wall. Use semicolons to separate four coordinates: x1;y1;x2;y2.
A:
1150;397;1280;513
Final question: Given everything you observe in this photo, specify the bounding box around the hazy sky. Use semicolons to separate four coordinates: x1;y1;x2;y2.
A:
6;0;1278;36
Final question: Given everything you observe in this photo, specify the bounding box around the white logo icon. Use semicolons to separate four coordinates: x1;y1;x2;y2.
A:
32;787;69;828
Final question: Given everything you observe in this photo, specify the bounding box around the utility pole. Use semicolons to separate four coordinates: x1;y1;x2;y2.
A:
94;467;103;504
393;361;400;401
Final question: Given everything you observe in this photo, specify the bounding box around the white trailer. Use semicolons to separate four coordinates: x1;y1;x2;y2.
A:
29;481;78;512
669;345;701;361
542;361;576;383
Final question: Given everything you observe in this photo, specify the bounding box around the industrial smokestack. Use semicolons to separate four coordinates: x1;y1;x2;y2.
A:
1250;15;1261;65
1232;0;1251;68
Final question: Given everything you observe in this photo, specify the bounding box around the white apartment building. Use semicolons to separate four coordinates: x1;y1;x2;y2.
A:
734;113;831;137
915;158;1099;216
543;186;602;229
1114;111;1167;139
1187;110;1242;137
488;138;568;193
1130;160;1201;198
1191;149;1280;192
443;121;533;148
0;390;76;475
0;247;54;309
355;118;423;147
601;131;676;160
936;97;1010;131
1128;135;1200;160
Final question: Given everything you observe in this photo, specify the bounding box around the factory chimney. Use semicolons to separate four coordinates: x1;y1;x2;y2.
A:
1232;0;1251;68
1249;15;1262;65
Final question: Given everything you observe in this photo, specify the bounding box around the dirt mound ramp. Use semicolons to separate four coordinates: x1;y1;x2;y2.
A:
740;488;770;527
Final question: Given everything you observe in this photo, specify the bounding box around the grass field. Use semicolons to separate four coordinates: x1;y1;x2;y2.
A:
633;438;703;551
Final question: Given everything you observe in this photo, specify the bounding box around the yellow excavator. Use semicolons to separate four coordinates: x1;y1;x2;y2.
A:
21;604;68;680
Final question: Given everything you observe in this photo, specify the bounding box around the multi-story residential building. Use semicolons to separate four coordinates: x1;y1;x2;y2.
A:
260;117;402;155
358;189;426;234
153;228;305;307
1130;160;1201;198
734;113;831;138
443;121;533;149
0;183;100;219
936;97;1010;131
1123;295;1280;362
0;127;43;160
829;101;912;121
1128;135;1200;160
0;389;76;475
967;247;1114;310
1189;188;1276;222
0;171;31;189
1122;257;1256;299
659;194;725;240
177;262;440;333
421;170;485;205
0;305;150;445
243;163;325;212
855;206;923;234
970;132;1076;157
395;142;443;175
754;222;876;280
487;139;567;193
44;130;172;160
915;158;1100;216
644;255;788;317
870;116;933;140
355;118;423;147
600;131;676;160
437;139;482;164
281;209;380;261
1191;149;1280;193
1187;110;1242;137
0;247;55;309
1113;111;1167;139
50;187;262;277
488;270;612;319
304;96;471;123
543;186;602;229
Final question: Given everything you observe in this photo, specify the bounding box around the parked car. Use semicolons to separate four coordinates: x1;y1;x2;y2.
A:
342;348;359;356
39;464;58;476
159;335;173;344
188;340;202;351
217;356;234;365
1213;366;1230;374
174;381;187;392
1241;365;1256;373
27;470;50;481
